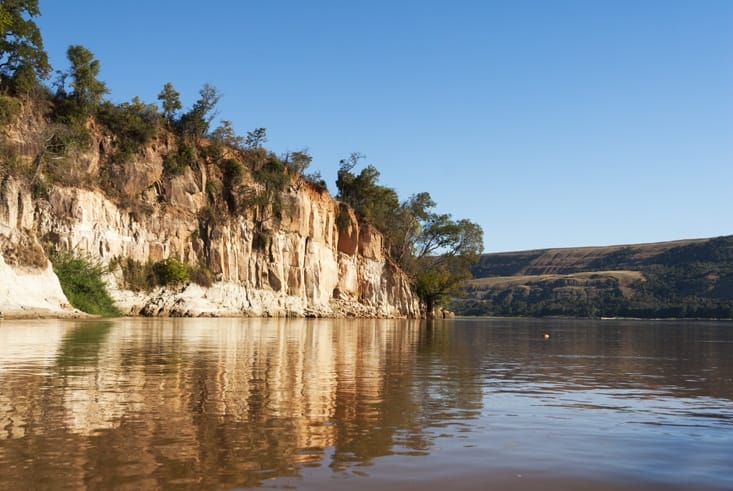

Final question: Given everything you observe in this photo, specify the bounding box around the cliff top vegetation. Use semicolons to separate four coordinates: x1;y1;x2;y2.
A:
0;0;483;315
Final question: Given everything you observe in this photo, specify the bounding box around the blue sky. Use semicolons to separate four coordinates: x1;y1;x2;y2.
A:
36;1;732;252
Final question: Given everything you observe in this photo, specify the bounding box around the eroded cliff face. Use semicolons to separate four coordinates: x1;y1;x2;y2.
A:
0;176;77;317
0;114;419;318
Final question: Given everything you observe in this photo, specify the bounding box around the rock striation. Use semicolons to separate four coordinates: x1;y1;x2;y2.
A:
0;114;420;318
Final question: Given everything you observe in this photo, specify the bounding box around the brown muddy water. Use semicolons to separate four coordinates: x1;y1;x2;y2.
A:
0;317;731;490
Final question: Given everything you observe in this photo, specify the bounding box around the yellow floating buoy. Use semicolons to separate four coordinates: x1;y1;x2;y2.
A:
543;333;550;340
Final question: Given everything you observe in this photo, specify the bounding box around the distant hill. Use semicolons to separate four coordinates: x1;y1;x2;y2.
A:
452;236;733;319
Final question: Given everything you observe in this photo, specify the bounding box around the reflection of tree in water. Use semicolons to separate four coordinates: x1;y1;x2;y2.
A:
328;320;485;471
160;320;487;485
5;319;730;489
178;320;437;482
328;321;423;470
55;321;113;372
412;322;485;429
0;319;492;489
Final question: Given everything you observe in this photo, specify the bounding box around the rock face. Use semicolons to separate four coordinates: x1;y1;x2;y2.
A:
0;131;420;318
0;176;78;317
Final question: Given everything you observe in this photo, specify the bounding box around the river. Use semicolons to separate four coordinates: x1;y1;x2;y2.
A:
0;317;731;490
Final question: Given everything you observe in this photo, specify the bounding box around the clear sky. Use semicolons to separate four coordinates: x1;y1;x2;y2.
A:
36;0;732;252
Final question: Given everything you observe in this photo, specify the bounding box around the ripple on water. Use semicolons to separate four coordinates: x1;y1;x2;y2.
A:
0;318;732;491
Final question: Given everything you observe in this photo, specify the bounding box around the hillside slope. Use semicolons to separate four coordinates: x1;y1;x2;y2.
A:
453;236;733;319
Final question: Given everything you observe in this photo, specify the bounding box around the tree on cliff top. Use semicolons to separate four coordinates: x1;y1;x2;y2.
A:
336;155;484;316
177;83;220;140
0;0;50;94
65;45;108;110
52;44;108;123
245;127;267;149
336;152;400;234
157;82;181;126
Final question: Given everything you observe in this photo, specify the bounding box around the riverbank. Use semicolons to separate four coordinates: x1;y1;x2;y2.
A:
0;258;415;320
0;257;81;320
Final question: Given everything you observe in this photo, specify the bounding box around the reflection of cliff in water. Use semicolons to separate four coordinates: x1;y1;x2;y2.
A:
0;319;486;489
1;318;731;490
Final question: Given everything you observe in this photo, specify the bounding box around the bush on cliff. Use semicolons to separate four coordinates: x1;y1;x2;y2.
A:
163;143;196;175
96;98;160;162
50;250;120;317
0;96;21;125
114;257;213;291
152;257;189;286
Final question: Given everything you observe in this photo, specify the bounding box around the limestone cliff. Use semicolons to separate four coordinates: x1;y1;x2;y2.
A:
0;103;420;318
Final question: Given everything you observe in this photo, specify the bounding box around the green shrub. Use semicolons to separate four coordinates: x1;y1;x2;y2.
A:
221;158;244;182
248;156;291;222
152;257;189;285
336;206;352;231
96;99;159;162
5;64;41;97
304;171;328;192
50;250;120;317
219;157;244;212
40;122;94;189
163;143;196;175
205;177;221;198
0;142;22;174
188;264;214;287
202;140;224;163
112;257;154;291
43;122;91;161
114;256;214;290
52;96;90;128
0;95;21;126
31;175;50;199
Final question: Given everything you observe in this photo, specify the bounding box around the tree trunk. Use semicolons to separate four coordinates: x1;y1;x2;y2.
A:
424;297;435;319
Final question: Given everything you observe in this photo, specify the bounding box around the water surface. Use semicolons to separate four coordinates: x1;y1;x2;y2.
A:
0;317;731;490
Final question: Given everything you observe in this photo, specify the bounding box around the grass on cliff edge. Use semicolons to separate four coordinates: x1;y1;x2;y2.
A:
50;251;121;317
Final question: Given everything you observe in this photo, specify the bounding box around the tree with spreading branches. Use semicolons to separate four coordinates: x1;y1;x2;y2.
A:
0;0;49;94
336;155;484;316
